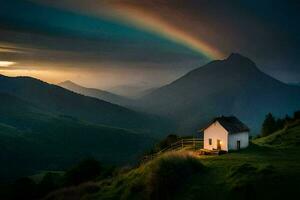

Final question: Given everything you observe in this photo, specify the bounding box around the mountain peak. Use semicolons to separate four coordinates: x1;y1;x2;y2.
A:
60;80;75;85
59;80;82;88
223;53;258;72
226;53;250;62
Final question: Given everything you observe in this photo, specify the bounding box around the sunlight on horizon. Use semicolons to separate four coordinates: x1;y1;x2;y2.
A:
0;61;16;67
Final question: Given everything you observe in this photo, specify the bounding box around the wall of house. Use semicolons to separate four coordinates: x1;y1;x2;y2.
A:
204;121;228;151
228;132;249;150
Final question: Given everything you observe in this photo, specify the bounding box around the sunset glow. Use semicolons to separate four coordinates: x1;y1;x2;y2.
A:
0;61;16;67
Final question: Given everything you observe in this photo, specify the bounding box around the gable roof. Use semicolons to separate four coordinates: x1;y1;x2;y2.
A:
203;116;250;134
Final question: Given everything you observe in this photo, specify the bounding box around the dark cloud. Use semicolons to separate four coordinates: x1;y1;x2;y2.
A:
0;0;299;87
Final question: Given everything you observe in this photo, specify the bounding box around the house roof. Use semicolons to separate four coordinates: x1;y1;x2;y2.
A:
202;116;250;134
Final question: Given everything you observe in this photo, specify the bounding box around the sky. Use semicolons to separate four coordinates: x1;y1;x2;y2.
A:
0;0;299;91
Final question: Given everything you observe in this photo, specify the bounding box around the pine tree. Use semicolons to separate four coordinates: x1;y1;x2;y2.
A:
294;111;300;120
261;113;277;137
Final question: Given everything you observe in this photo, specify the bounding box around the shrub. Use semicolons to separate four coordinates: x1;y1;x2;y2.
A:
37;172;62;197
63;158;102;186
11;177;37;200
293;111;300;120
155;134;179;152
146;152;204;200
43;182;100;200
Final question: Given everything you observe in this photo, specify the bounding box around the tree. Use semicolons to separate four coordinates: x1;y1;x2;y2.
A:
37;172;61;197
294;111;300;120
275;118;285;131
284;114;292;123
63;158;102;186
261;113;277;137
156;134;179;151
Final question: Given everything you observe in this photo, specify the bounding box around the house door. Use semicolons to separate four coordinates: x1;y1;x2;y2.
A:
237;140;241;150
217;140;221;150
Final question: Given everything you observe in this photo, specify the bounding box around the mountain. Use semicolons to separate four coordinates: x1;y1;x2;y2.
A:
289;82;300;87
58;80;132;106
137;53;300;133
0;75;170;135
0;92;156;181
109;84;158;98
136;86;159;98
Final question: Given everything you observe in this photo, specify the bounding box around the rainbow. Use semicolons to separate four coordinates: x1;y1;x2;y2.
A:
106;5;225;59
35;1;225;59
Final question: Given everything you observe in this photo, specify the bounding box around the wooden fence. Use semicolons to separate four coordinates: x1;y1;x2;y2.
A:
142;138;203;163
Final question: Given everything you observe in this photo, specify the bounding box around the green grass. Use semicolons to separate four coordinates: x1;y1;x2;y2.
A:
44;122;300;200
253;120;300;148
0;110;156;182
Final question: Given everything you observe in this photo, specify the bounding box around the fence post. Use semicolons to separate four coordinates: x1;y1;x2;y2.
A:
181;139;183;149
194;137;196;150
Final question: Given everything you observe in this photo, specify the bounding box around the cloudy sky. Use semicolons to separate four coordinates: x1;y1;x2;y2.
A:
0;0;299;90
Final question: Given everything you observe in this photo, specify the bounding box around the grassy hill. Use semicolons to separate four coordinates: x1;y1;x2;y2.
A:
0;114;156;182
0;93;156;182
0;74;171;135
44;121;300;200
253;120;300;148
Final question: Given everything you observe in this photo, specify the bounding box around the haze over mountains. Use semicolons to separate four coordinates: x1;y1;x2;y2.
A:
59;80;132;106
109;84;158;99
136;53;300;133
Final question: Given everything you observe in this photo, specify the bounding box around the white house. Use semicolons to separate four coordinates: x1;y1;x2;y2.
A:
202;116;249;151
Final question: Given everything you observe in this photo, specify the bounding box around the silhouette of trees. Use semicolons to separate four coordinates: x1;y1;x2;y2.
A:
63;158;102;186
156;134;179;151
294;111;300;120
261;110;300;137
262;113;277;137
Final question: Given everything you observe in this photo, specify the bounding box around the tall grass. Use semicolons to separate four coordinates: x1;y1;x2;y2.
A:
146;152;204;200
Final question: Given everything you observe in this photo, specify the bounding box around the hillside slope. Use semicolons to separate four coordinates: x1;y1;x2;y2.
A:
253;120;300;148
58;81;132;106
45;123;300;200
0;75;170;135
138;53;300;133
0;93;155;181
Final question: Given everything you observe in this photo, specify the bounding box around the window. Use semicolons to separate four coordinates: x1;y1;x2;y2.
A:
209;138;212;145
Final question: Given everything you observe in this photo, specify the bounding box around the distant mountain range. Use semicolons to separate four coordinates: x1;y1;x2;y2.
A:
0;74;170;134
0;74;172;180
136;53;300;133
59;80;132;106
